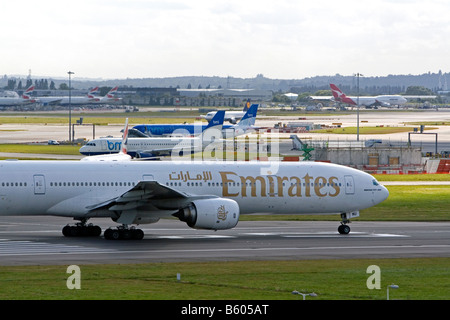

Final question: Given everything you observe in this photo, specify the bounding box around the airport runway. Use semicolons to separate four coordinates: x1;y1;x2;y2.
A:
0;216;448;266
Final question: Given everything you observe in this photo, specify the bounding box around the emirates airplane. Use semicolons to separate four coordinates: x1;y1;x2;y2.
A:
0;157;388;240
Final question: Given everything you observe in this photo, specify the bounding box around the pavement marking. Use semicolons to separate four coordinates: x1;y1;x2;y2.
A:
0;240;117;256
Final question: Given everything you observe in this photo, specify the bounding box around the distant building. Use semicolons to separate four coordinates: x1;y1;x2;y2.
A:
177;88;272;100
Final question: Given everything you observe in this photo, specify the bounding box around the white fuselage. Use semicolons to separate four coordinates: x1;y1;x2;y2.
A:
0;97;36;106
79;136;215;157
353;95;407;107
205;111;246;123
0;160;388;219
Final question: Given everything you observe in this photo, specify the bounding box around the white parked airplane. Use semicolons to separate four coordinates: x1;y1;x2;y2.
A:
310;84;407;108
132;104;259;138
95;86;122;104
202;99;251;124
80;111;225;158
330;84;407;108
37;87;100;106
0;85;37;106
81;118;132;162
0;159;389;239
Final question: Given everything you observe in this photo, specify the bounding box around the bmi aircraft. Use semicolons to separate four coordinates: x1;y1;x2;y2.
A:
79;110;226;158
132;104;259;137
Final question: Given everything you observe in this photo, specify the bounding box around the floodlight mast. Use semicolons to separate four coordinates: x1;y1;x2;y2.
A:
68;71;75;144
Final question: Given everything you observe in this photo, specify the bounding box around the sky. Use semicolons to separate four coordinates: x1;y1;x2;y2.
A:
1;0;450;80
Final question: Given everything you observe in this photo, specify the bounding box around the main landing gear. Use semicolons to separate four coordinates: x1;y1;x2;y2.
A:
104;225;144;240
62;219;102;237
338;211;360;235
62;219;144;240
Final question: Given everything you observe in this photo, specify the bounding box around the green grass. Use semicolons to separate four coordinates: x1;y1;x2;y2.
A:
241;185;450;222
0;258;448;299
362;185;450;221
374;173;450;181
0;144;81;155
0;116;205;125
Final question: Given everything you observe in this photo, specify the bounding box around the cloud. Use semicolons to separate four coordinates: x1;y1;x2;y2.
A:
1;0;450;79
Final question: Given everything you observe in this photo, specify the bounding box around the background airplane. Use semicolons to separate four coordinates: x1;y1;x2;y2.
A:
84;86;122;105
201;99;251;124
37;87;100;106
132;104;259;138
96;86;122;104
0;85;37;106
309;84;407;108
81;118;132;162
79;111;225;158
330;84;407;108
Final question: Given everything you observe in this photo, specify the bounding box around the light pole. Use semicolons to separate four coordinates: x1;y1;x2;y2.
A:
68;71;75;144
292;290;317;300
387;284;399;300
355;73;363;142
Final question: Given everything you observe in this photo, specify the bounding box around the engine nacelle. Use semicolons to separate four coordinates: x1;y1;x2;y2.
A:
174;198;240;230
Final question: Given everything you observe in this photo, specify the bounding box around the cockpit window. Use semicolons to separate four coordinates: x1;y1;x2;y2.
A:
372;179;379;186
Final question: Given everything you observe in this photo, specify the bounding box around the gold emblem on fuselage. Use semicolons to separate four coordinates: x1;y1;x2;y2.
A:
217;205;228;221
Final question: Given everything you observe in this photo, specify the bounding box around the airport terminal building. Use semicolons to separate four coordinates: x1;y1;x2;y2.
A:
118;88;272;107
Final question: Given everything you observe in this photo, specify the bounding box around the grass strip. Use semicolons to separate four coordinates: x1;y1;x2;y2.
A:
0;258;448;300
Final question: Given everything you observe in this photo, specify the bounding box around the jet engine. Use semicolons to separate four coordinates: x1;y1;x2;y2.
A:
174;198;240;230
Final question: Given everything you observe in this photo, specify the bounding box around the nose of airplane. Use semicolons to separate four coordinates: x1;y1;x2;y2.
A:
377;184;390;204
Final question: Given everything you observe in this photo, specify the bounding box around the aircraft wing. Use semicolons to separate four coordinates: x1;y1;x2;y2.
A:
309;96;334;101
134;146;192;158
87;180;217;212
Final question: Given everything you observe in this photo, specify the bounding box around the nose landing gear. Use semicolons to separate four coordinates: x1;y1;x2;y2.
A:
338;211;359;235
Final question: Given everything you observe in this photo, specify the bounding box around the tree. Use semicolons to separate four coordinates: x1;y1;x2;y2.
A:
404;86;434;95
6;79;16;90
59;83;69;90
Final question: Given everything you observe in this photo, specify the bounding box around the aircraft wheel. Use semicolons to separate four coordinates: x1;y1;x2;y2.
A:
132;229;144;240
104;227;144;240
62;225;71;237
338;224;350;235
122;230;132;240
104;228;113;240
88;225;102;237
